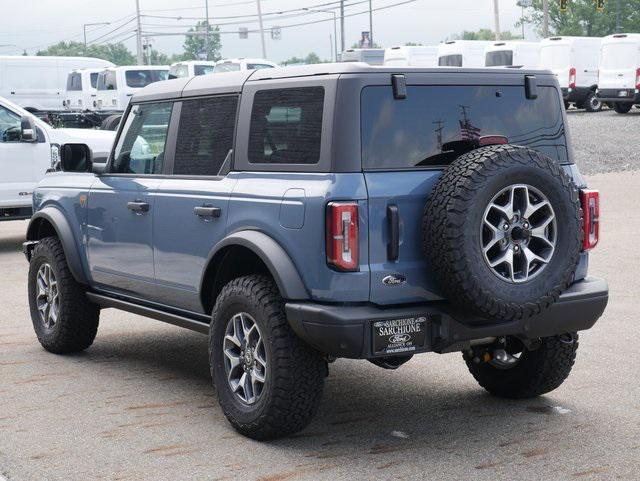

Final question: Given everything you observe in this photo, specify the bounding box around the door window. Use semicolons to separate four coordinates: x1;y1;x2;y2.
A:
125;70;169;88
173;96;238;176
0;106;21;143
97;70;117;90
66;73;82;91
111;102;173;174
485;50;514;67
438;54;462;66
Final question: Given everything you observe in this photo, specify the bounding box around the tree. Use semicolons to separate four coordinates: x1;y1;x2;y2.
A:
451;28;521;41
182;21;222;61
36;41;135;66
521;0;640;37
281;52;328;66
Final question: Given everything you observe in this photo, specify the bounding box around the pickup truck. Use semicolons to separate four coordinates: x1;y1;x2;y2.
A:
0;96;115;221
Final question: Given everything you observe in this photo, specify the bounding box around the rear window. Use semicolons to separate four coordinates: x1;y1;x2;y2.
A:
125;69;169;88
248;87;324;164
66;73;82;91
169;64;189;79
215;62;241;72
194;64;215;76
438;54;462;66
486;50;514;66
361;85;568;169
90;73;99;89
247;63;274;70
97;70;117;90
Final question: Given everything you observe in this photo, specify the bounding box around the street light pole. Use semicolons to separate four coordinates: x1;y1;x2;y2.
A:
135;0;144;64
368;0;373;46
340;0;345;54
303;7;338;63
256;0;267;58
493;0;501;41
205;0;210;60
83;22;110;55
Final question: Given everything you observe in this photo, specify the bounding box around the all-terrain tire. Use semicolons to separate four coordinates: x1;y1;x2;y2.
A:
583;91;602;112
28;237;100;353
423;145;582;321
613;102;633;114
100;114;122;131
464;334;579;398
209;275;325;440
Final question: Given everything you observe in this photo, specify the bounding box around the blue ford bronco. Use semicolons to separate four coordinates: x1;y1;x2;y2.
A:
23;64;608;439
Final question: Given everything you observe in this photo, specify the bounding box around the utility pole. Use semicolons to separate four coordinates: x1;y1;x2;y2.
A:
368;0;374;46
205;0;210;60
135;0;143;65
542;0;549;38
616;0;622;33
340;0;345;54
493;0;501;40
303;7;338;63
256;0;267;58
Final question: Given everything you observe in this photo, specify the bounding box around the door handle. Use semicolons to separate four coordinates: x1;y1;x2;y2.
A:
194;206;221;218
387;204;400;261
127;201;149;213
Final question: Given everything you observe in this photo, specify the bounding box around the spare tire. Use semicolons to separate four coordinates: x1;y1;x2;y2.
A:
423;145;582;321
100;114;122;131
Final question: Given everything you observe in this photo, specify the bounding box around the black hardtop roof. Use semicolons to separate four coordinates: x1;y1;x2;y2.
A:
133;62;555;103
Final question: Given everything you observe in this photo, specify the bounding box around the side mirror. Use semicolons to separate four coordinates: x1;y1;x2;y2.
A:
20;116;37;142
60;143;93;173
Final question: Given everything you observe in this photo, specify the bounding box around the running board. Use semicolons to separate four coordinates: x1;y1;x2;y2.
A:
86;292;210;335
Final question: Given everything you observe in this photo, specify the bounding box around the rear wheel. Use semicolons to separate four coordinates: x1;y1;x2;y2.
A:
584;91;602;112
464;334;578;398
613;102;633;114
210;275;325;440
100;114;121;131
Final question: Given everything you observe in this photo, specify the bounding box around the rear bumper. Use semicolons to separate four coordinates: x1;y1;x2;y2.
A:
561;87;591;103
596;88;640;103
285;277;609;359
1;206;32;222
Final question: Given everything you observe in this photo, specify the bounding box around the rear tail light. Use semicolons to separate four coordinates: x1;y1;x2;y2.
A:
581;190;600;250
635;68;640;90
326;202;359;271
569;67;576;89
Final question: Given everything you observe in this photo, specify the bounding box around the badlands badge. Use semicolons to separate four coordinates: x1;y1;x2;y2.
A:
372;316;428;355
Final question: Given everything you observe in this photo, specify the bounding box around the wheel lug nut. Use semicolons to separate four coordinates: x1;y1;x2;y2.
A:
502;224;509;231
514;245;520;252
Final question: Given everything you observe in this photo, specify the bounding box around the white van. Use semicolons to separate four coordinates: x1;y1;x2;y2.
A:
213;58;278;72
0;56;114;113
340;49;385;65
168;61;217;79
94;66;169;112
540;36;602;111
63;68;104;111
384;46;438;67
437;41;492;67
597;33;640;114
485;41;541;69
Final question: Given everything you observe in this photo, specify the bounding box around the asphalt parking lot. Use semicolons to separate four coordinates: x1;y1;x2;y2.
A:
1;110;639;481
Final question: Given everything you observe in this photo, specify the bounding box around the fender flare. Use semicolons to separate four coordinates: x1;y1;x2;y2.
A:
201;230;309;301
26;207;89;285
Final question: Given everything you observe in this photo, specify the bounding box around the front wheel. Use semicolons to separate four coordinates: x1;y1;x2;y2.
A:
464;334;578;399
210;275;325;440
613;102;633;114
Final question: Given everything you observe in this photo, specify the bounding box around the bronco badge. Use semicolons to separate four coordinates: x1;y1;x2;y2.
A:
382;274;406;286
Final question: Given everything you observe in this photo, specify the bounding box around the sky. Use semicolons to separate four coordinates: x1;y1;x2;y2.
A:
0;0;537;63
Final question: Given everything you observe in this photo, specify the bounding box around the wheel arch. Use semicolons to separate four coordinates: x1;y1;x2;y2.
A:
199;230;309;314
26;208;89;285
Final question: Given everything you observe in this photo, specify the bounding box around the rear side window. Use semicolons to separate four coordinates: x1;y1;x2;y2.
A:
438;54;462;66
97;70;117;90
248;87;324;164
112;102;173;175
125;70;169;88
66;73;82;91
173;96;238;176
486;50;514;66
361;85;568;170
247;63;274;70
194;64;215;76
169;64;189;79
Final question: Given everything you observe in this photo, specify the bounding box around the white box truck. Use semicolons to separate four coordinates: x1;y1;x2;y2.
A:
540;36;602;112
63;68;105;111
596;33;640;114
168;60;217;79
0;56;114;114
437;41;492;67
484;41;541;69
383;46;438;67
340;49;385;65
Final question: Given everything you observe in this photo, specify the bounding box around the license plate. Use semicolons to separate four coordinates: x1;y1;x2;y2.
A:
618;90;629;97
372;316;428;355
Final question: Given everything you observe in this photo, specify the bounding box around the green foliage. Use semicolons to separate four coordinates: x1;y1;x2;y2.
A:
281;52;328;66
522;0;640;36
36;41;135;65
182;21;222;61
404;42;424;46
452;28;522;41
350;41;382;48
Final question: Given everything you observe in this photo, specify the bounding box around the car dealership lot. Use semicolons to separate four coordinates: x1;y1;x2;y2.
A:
1;111;639;481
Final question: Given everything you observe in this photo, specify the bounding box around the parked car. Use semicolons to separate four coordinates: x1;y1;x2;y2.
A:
540;36;603;112
168;61;217;79
437;40;492;67
94;66;170;112
63;68;105;111
23;64;608;441
213;58;277;72
0;96;114;221
340;48;385;65
485;41;541;69
0;56;114;113
596;33;640;114
383;46;438;67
